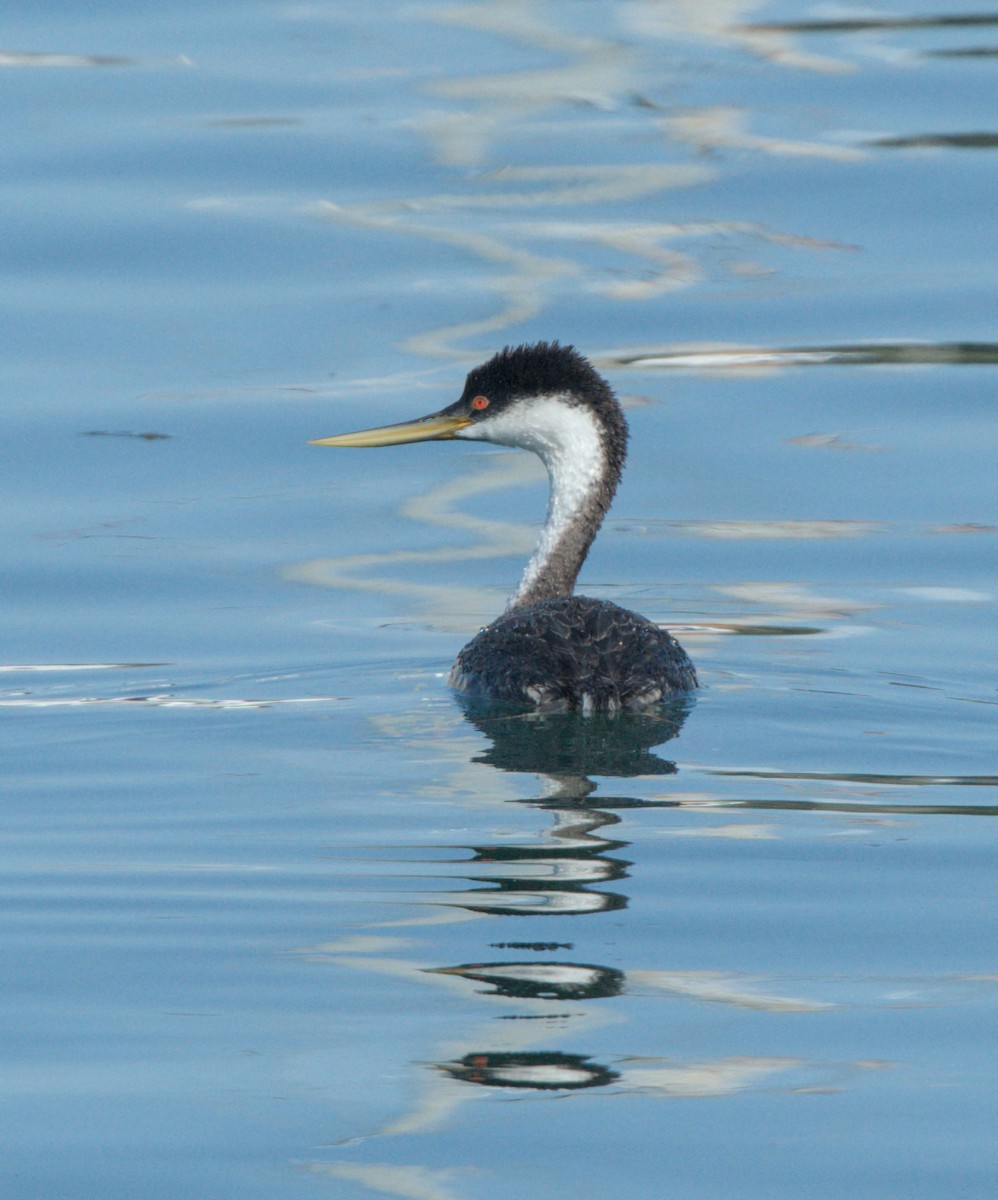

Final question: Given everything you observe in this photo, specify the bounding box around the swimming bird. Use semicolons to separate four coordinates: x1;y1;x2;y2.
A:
311;342;696;712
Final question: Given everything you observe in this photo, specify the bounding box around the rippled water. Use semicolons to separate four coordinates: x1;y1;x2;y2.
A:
4;4;997;1198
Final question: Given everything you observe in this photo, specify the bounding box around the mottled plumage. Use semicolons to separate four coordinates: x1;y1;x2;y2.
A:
450;595;697;713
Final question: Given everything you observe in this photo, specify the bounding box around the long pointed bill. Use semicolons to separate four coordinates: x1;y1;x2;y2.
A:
310;412;471;448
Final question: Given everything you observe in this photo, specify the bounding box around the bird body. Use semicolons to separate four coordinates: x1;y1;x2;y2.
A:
312;343;697;712
451;594;695;713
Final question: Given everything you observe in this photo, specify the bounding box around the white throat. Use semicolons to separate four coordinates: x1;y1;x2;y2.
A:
457;394;606;606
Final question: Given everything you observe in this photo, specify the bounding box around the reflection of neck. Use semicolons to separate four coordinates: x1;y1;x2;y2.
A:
537;775;598;803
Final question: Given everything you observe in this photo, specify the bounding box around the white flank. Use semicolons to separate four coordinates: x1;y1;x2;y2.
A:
457;395;606;605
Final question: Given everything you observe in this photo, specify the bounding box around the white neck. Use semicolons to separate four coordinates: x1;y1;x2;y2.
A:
457;395;607;607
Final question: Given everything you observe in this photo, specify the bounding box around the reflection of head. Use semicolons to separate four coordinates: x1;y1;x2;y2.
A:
459;698;692;778
431;960;625;1001
441;1051;619;1091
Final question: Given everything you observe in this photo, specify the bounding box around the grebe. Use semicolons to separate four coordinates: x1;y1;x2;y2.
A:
311;342;697;712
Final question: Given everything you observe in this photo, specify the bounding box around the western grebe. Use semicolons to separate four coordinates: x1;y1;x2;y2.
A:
312;342;697;712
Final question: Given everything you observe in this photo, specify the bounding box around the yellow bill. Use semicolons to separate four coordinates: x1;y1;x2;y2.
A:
310;412;471;448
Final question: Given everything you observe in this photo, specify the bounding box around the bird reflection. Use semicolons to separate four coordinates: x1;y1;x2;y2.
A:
302;692;866;1163
431;960;625;1002
445;697;692;918
440;1050;619;1091
458;695;692;783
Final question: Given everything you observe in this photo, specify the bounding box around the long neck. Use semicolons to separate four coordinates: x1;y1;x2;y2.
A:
507;401;624;610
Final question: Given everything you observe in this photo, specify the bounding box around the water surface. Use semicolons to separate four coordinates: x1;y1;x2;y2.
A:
3;3;997;1198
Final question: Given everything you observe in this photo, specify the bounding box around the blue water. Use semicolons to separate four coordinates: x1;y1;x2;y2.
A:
3;4;997;1198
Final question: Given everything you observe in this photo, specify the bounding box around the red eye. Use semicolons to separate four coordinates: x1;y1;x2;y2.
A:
471;395;489;411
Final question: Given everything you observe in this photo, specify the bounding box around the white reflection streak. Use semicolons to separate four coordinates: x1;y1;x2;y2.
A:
0;663;151;672
307;1162;467;1200
621;1056;804;1097
286;453;542;629
626;968;833;1011
621;0;854;74
642;519;887;539
0;52;132;68
313;198;573;361
428;1;608;56
715;581;876;618
423;7;636;151
311;164;718;362
311;2;710;361
428;47;636;112
0;696;334;709
302;2;856;363
664;107;866;162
